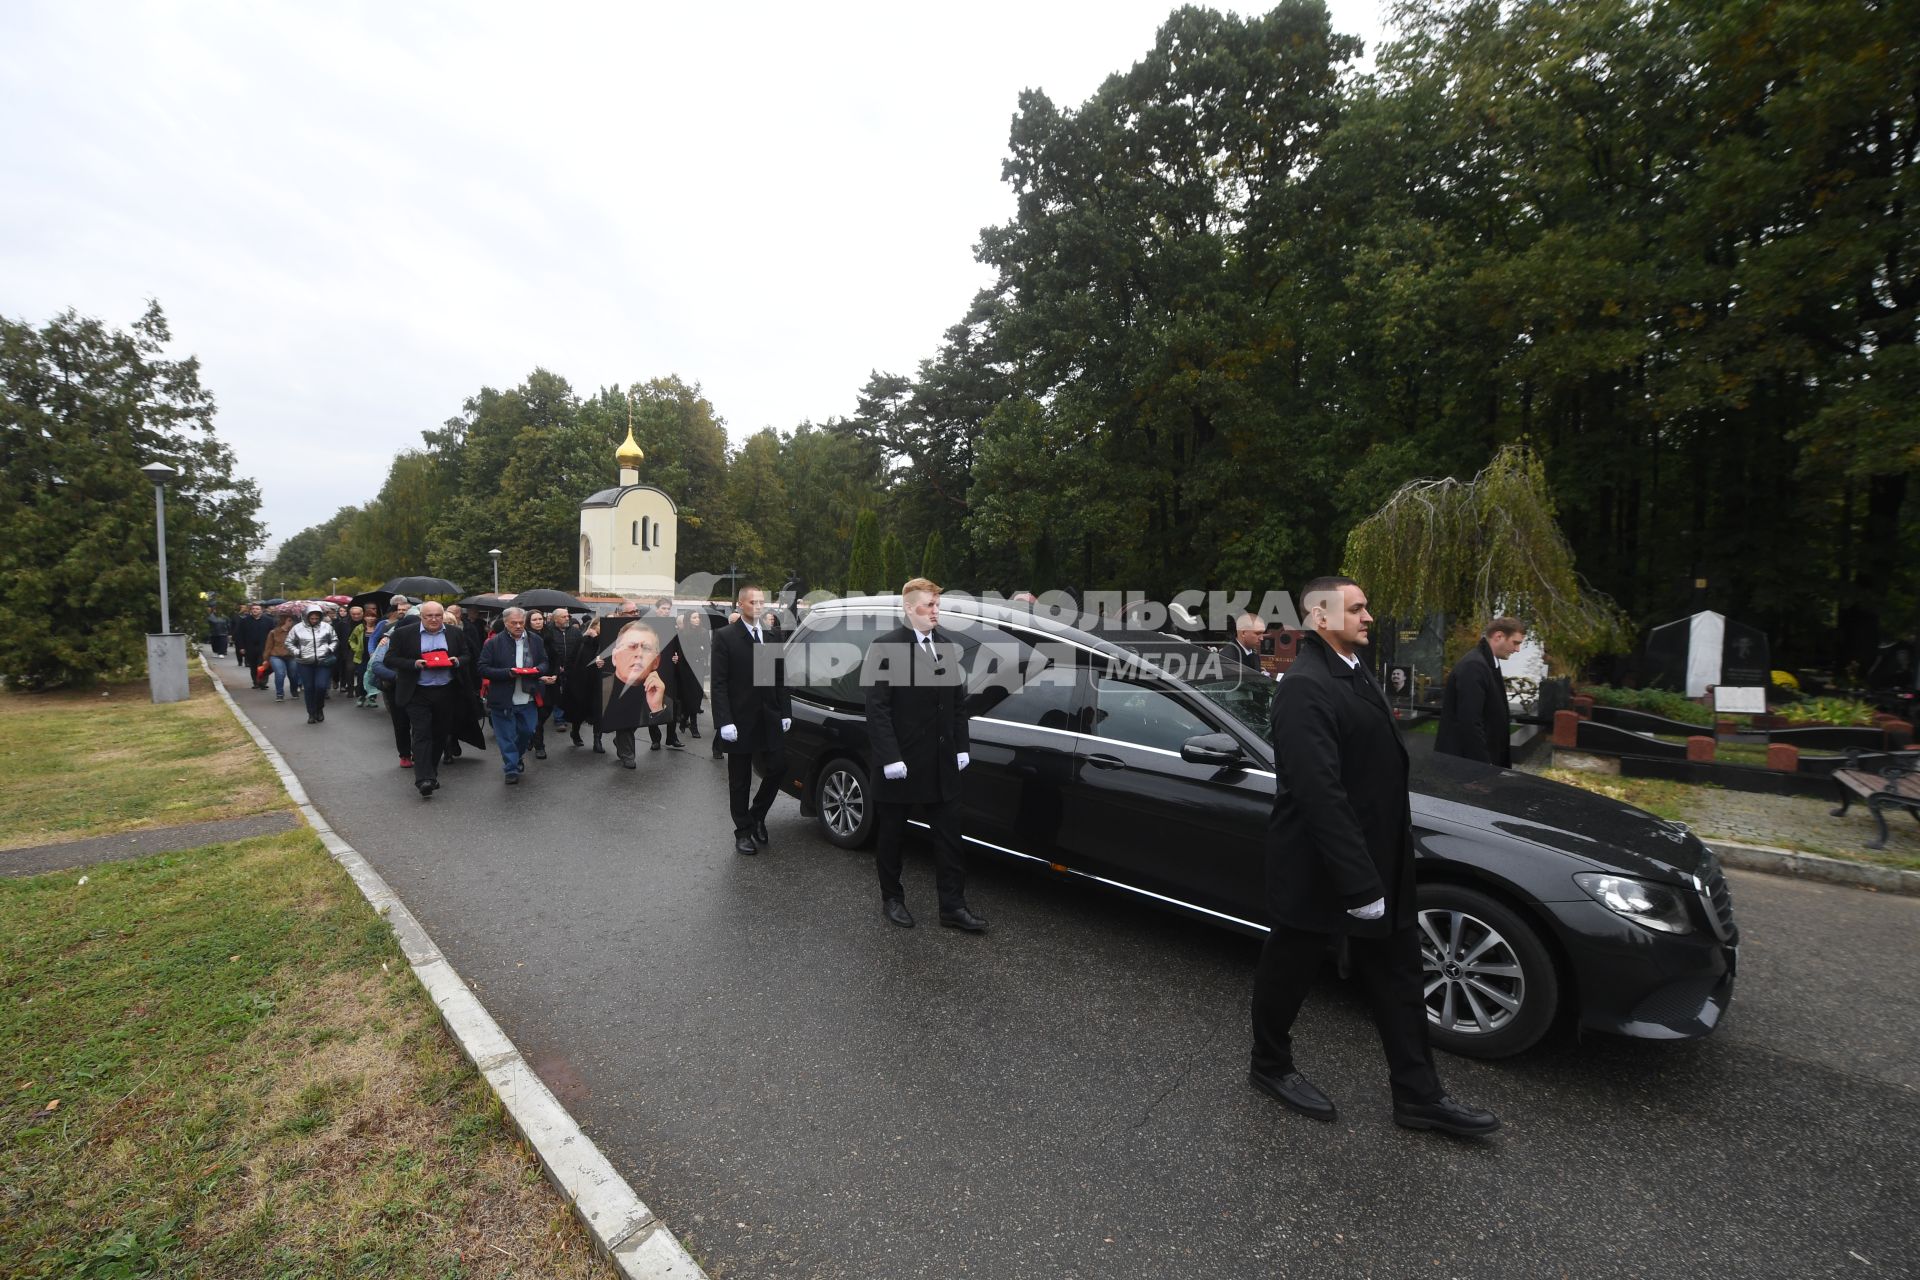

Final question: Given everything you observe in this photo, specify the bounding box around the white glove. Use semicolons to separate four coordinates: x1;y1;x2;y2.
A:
956;752;970;771
720;724;738;742
1347;897;1386;921
883;761;907;781
781;718;791;732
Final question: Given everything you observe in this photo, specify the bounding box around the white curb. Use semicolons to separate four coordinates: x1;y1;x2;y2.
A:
198;654;708;1278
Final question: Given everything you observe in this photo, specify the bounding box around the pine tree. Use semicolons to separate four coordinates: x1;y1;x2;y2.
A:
0;303;263;689
879;531;906;596
845;510;882;596
920;530;950;587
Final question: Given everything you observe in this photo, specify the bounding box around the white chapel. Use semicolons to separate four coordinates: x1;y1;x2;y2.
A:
577;425;678;598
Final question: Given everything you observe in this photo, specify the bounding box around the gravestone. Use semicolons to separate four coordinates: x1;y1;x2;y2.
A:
1643;611;1770;698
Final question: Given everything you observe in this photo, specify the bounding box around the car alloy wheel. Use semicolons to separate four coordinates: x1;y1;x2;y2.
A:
817;757;874;849
1415;884;1558;1059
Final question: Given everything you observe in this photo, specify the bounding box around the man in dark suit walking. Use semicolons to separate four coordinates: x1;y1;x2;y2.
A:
711;584;791;854
239;603;273;687
1434;617;1526;767
386;601;482;800
1249;575;1499;1136
863;577;986;933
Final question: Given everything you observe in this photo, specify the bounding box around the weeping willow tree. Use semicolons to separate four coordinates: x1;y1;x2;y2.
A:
1344;444;1632;670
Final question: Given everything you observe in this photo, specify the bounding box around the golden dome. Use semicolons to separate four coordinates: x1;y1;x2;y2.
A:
615;426;644;470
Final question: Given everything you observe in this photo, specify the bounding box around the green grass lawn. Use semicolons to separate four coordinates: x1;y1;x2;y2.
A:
0;673;285;850
0;675;618;1277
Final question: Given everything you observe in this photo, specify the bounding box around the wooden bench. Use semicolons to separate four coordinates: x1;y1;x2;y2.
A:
1831;753;1920;850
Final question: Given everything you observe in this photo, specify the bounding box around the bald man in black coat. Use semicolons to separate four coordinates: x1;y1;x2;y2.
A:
1249;576;1500;1137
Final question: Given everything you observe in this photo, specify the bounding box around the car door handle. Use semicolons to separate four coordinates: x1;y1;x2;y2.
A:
1085;753;1126;771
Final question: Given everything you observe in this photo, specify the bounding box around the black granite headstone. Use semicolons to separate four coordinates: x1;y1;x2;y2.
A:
1720;618;1770;690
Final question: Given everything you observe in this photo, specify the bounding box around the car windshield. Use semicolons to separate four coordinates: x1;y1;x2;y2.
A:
1189;675;1276;737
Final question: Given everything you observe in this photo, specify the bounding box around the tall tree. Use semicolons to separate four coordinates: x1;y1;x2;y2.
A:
0;303;263;688
845;509;883;597
920;530;950;587
722;429;793;584
879;531;906;595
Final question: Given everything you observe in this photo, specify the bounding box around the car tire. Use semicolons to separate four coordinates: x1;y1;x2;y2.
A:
1415;883;1558;1060
816;755;875;849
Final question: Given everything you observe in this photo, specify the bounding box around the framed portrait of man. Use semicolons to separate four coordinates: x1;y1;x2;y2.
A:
596;618;674;731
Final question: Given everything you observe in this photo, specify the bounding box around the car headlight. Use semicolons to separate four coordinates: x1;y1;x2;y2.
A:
1573;873;1694;934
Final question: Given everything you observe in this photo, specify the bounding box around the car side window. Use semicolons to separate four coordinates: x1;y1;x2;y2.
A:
1090;676;1212;753
789;611;890;706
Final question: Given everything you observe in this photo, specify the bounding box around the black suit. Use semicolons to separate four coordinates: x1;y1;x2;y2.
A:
710;618;791;836
1251;631;1440;1106
385;621;482;790
1434;638;1512;767
863;624;972;911
1221;642;1266;676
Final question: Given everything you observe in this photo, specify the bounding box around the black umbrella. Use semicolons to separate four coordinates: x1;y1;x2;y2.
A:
513;588;589;611
348;589;393;615
381;575;462;596
458;593;514;610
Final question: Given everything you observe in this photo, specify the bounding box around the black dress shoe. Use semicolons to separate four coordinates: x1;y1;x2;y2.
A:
592;738;606;754
570;730;583;747
882;899;915;928
752;819;769;846
417;783;435;800
650;740;662;751
667;736;684;750
688;724;701;739
938;907;989;933
1393;1095;1502;1137
734;834;758;855
504;771;519;785
1249;1068;1337;1121
534;745;547;759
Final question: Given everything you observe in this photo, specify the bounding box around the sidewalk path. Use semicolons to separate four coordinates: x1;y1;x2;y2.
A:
0;811;301;877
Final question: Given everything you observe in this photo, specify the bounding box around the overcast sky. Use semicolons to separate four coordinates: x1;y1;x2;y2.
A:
2;1;1389;551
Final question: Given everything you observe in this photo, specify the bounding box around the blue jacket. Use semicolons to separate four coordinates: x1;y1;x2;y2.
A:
478;629;550;710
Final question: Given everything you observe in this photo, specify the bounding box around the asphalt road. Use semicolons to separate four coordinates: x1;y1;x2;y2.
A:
218;657;1920;1279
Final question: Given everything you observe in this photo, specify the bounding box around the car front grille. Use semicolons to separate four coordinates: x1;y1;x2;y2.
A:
1694;848;1739;946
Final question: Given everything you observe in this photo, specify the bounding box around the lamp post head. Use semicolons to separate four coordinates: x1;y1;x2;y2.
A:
489;548;502;559
140;462;179;485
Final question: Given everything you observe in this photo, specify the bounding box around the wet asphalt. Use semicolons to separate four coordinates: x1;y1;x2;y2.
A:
215;656;1920;1279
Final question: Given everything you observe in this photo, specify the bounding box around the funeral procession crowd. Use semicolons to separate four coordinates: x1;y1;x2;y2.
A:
208;576;1528;1138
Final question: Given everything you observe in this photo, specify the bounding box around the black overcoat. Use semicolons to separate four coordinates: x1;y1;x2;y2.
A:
547;622;601;725
1265;631;1415;938
1433;639;1512;767
862;624;971;806
384;620;486;749
709;619;791;754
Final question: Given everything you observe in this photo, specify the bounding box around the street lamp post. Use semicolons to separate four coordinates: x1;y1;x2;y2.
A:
140;462;189;703
489;548;502;594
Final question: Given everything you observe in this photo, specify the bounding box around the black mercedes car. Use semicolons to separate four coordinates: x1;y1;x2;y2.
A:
775;596;1738;1059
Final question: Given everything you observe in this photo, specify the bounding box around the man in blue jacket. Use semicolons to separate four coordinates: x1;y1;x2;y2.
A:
478;606;550;786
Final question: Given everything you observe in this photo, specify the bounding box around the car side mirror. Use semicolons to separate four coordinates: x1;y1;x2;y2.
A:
1181;733;1245;767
